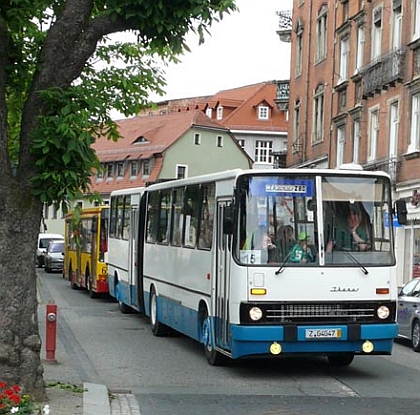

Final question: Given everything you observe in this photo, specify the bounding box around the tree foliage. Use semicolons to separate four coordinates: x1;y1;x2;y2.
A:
0;0;236;395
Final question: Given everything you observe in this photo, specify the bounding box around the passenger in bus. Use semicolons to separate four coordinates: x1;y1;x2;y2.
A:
242;225;278;264
289;232;314;263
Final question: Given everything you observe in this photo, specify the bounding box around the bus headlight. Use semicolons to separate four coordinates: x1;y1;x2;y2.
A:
249;307;263;321
377;305;390;319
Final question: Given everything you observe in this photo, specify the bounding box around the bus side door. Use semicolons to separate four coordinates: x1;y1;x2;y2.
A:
215;200;232;351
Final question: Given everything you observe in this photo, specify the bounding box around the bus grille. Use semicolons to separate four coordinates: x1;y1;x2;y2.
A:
240;302;396;324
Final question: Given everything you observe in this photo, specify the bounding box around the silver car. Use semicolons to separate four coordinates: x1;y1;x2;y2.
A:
44;240;65;273
397;278;420;351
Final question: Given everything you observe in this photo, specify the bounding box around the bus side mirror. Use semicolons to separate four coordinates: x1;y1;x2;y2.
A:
223;205;234;234
395;199;407;225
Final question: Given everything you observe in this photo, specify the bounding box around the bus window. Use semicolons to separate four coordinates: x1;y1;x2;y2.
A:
184;185;200;248
122;195;131;240
146;192;160;243
157;190;171;244
171;188;185;246
198;183;215;250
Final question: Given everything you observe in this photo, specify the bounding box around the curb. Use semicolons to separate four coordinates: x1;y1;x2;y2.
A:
83;383;111;415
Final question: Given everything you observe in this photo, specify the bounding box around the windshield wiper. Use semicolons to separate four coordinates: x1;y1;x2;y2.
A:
331;245;369;275
275;251;293;275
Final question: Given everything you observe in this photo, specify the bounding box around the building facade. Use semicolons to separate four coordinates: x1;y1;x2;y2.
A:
282;0;420;286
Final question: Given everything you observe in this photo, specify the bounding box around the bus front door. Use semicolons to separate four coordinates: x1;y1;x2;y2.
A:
215;200;232;351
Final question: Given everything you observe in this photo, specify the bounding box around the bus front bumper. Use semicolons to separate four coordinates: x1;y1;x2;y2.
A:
229;323;398;359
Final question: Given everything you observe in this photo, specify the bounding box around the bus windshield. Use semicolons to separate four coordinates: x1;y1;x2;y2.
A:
236;173;394;267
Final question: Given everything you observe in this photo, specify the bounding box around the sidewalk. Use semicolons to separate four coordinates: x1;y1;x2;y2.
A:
36;272;141;415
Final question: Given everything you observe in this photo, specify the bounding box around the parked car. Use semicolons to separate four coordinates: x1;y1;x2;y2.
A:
36;233;64;267
397;278;420;351
44;240;65;273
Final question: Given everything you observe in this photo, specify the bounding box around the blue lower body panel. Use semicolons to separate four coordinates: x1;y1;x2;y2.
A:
230;323;398;359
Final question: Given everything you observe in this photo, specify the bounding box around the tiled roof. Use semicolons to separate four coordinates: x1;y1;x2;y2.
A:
90;110;228;195
93;110;227;160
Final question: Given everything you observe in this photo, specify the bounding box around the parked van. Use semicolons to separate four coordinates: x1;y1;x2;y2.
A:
36;233;64;267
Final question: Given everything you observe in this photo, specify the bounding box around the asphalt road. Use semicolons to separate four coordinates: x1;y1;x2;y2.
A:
37;269;420;415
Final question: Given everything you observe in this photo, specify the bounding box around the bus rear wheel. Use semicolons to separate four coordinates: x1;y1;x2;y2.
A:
150;287;168;336
327;353;354;366
115;281;132;314
86;273;97;298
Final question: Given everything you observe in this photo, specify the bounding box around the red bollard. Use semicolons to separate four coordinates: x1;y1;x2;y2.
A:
45;303;57;363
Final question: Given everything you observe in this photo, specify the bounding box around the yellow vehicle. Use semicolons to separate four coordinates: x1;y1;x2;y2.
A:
64;206;109;297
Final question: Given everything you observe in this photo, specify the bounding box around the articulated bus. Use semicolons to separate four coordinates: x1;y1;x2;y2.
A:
108;167;400;366
64;206;109;297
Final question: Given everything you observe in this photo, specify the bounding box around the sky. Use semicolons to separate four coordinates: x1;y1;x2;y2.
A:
150;0;293;101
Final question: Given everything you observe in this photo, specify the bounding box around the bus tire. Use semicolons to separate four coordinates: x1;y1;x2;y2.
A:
69;265;78;290
201;308;227;366
327;353;354;366
86;272;97;299
150;287;168;336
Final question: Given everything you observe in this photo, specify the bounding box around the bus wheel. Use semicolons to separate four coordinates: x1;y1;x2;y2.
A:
69;266;78;290
87;273;97;299
201;310;226;366
327;353;354;366
150;288;168;336
115;281;131;314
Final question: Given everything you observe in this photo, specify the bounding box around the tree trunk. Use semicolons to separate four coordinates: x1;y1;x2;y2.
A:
0;183;45;400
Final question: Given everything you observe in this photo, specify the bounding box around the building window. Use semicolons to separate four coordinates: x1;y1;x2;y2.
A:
368;108;379;162
237;139;245;148
106;163;114;179
392;2;402;50
315;5;328;62
142;159;150;176
372;7;382;60
389;101;399;158
414;0;420;40
312;85;325;144
338;36;350;83
258;106;269;120
355;25;365;73
194;133;201;145
293;101;301;154
408;92;420;153
176;165;187;179
255;140;273;164
117;161;124;178
295;22;304;77
205;108;212;118
217;106;223;120
130;160;139;177
217;136;223;147
336;125;346;168
352;118;360;164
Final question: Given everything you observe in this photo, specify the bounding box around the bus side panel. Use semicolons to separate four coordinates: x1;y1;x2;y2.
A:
142;281;202;342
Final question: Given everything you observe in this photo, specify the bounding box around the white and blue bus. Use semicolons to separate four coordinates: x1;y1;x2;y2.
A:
108;167;399;366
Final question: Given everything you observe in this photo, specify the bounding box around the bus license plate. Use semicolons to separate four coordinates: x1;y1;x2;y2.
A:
305;329;342;339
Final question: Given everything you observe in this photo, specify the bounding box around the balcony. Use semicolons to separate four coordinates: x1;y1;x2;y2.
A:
275;80;290;111
276;10;292;43
360;48;406;99
364;156;400;185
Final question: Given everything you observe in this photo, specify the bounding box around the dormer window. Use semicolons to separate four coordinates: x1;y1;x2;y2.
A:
205;108;212;118
117;161;124;178
258;105;270;120
217;106;223;120
134;135;149;144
